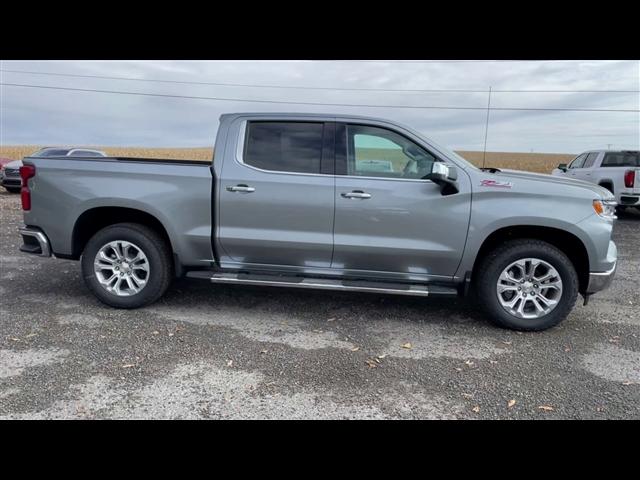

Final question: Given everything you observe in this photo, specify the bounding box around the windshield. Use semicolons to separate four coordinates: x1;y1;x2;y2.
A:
424;137;478;170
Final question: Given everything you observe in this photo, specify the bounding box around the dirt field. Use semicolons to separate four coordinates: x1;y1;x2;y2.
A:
0;146;574;174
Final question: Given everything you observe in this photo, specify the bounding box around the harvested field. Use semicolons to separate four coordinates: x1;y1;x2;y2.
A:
0;146;575;174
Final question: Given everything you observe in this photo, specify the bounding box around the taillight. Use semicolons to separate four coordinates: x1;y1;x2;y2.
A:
19;165;36;211
624;169;635;188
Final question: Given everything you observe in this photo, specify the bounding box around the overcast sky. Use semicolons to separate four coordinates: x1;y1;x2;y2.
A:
1;60;638;153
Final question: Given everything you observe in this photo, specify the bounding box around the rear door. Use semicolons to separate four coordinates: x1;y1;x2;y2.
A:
574;152;600;182
331;122;471;282
217;120;336;270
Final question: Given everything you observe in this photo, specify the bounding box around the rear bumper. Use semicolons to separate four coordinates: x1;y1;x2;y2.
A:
19;226;51;257
585;241;617;294
618;195;640;206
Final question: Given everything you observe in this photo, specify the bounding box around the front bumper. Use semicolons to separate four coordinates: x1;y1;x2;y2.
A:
19;226;52;257
2;177;21;188
585;241;617;294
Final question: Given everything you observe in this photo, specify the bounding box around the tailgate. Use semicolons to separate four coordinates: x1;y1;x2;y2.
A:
633;168;640;194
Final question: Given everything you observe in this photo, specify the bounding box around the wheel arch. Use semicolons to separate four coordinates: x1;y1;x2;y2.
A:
71;206;174;261
598;179;615;194
471;225;590;293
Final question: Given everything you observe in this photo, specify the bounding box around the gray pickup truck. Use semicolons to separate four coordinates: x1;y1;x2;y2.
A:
17;113;618;331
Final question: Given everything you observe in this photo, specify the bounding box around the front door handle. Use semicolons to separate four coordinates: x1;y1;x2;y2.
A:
341;190;371;199
227;184;255;193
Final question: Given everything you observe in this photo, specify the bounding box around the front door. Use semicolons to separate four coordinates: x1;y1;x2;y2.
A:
331;123;471;282
566;153;587;179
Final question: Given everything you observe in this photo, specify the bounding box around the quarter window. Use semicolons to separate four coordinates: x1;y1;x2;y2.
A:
345;124;436;179
244;121;324;174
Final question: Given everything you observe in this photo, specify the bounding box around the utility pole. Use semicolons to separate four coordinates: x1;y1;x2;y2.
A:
607;143;613;149
482;86;492;168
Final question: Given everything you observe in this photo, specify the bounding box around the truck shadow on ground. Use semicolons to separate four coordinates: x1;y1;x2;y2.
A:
617;207;640;220
163;276;490;329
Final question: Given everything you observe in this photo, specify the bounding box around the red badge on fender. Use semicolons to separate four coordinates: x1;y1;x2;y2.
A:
480;179;513;189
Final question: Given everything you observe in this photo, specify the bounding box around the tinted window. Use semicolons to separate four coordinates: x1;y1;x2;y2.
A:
346;124;436;179
601;152;640;167
244;122;323;174
583;152;599;168
33;148;71;157
569;154;587;169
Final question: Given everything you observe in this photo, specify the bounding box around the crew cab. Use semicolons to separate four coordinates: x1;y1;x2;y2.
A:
17;113;618;331
552;150;640;211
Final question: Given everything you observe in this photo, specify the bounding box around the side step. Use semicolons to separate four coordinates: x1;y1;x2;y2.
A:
186;271;459;297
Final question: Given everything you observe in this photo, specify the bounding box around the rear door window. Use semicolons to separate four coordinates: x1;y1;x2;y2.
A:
244;121;324;174
582;152;600;168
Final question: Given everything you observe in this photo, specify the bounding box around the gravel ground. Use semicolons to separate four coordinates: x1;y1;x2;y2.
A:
0;188;638;419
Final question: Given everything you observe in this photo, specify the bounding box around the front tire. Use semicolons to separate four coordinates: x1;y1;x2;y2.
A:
81;223;173;308
474;239;579;331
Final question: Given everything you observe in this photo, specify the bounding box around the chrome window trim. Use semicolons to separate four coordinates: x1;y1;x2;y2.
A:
234;119;437;184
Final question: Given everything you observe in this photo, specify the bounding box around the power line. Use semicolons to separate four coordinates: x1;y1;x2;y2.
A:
321;60;627;64
2;82;639;113
1;69;638;94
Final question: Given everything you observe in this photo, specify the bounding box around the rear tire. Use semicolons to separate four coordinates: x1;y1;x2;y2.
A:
81;223;173;308
474;239;579;331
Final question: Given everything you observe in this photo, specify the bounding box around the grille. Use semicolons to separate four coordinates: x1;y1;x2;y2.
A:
3;168;20;177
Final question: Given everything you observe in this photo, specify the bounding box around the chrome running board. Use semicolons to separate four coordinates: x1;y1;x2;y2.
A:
186;271;459;297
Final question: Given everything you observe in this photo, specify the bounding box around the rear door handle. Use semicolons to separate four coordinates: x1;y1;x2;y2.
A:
227;184;255;193
341;191;371;199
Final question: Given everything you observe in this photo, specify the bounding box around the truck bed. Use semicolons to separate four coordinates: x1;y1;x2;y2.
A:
22;155;215;268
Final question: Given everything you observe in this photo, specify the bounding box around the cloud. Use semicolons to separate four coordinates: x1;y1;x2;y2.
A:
1;60;638;153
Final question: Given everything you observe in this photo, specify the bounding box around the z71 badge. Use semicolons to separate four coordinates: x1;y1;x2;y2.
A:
480;179;513;189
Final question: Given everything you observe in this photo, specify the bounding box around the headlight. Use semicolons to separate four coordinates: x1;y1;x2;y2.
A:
593;199;617;219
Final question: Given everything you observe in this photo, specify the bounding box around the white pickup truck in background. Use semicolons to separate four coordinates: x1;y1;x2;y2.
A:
552;150;640;212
